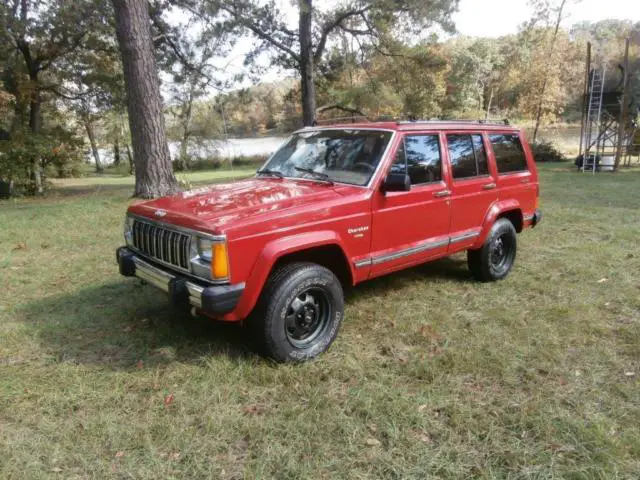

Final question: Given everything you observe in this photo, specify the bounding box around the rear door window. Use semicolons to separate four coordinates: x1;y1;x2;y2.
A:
447;134;489;179
489;134;528;174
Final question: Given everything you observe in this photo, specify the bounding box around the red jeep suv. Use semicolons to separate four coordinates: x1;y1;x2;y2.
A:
117;121;541;362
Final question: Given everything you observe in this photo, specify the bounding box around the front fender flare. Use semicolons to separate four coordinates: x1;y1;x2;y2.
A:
228;231;352;320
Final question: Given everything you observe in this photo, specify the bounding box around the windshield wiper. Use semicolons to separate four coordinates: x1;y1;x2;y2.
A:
294;167;334;184
256;168;284;178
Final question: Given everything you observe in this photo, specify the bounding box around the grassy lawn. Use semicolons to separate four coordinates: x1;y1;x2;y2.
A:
1;165;639;478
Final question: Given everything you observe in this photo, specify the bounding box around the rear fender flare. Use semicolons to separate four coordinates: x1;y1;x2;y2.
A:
471;199;522;249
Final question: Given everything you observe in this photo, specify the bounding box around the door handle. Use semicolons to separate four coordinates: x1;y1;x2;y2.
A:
434;190;451;198
520;178;531;184
482;183;497;190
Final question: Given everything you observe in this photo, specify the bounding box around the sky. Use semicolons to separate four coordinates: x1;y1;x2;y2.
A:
454;0;640;38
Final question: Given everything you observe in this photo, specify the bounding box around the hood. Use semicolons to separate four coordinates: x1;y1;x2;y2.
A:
128;178;346;232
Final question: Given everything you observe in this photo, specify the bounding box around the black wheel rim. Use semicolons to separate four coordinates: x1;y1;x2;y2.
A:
490;233;512;271
285;288;332;348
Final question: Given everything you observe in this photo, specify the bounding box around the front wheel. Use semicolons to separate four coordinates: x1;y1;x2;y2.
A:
250;262;344;363
468;218;517;282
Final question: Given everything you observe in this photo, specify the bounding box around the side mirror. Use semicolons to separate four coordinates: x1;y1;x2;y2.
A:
382;173;411;193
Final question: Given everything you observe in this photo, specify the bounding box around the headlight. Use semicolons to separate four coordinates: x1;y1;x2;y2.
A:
192;236;229;281
197;238;213;262
124;216;134;246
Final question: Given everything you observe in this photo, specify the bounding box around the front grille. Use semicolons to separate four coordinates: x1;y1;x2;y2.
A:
132;219;191;271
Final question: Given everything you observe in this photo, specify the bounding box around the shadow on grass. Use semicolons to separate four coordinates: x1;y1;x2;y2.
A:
348;256;472;300
17;256;470;369
17;280;258;370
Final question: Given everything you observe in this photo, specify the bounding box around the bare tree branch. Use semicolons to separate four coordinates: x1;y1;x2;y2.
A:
316;103;368;118
314;5;372;63
219;4;301;63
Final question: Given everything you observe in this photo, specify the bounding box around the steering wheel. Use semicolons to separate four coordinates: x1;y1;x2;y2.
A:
352;162;375;173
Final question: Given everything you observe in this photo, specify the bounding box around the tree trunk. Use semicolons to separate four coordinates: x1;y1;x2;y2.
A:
111;0;178;198
28;77;44;195
178;133;189;171
177;91;194;171
532;0;567;144
125;143;134;175
299;0;316;126
84;117;103;174
113;138;121;166
485;86;494;121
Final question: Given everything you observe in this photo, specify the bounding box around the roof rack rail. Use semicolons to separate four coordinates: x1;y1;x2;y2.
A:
396;118;511;126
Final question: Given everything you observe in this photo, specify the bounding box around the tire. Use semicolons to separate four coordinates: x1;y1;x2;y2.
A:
467;218;518;282
250;262;344;363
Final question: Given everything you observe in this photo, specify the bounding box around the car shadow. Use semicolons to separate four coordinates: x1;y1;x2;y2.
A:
17;280;258;370
345;255;473;299
17;256;471;369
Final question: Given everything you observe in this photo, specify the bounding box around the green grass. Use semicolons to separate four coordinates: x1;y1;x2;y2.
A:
1;164;639;478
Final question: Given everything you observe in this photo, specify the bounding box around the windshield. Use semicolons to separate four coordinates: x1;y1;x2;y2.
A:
260;129;393;186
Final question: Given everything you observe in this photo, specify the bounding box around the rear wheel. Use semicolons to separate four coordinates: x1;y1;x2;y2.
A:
250;262;344;362
468;218;517;282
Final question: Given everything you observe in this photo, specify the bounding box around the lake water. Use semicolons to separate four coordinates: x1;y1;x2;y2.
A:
91;137;288;165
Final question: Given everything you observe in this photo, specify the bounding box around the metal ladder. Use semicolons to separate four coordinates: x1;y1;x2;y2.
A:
583;68;606;173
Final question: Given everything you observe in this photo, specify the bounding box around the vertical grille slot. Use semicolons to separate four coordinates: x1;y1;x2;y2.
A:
132;218;191;271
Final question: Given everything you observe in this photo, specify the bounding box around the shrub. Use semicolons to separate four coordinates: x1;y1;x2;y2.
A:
0;131;85;195
531;141;566;163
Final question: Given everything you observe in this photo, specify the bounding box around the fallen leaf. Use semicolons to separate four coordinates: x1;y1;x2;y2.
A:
12;242;26;251
418;433;432;444
164;393;175;408
169;451;181;461
136;359;144;369
559;377;567;386
123;326;133;333
624;372;635;377
365;438;381;447
115;451;125;458
51;467;62;473
242;404;266;415
597;278;608;283
418;404;428;413
396;352;409;364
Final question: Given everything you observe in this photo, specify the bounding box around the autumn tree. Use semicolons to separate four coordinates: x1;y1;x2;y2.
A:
0;0;112;192
203;0;459;126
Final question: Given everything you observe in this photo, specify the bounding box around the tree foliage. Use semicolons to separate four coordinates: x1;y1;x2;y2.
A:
0;0;638;197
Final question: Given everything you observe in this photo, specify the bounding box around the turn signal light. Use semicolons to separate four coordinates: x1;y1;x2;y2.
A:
212;242;229;279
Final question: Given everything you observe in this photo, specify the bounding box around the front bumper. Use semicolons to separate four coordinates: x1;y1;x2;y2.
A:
116;247;244;317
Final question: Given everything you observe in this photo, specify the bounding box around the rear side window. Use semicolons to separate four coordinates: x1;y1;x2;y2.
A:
489;134;528;173
447;134;489;179
391;135;442;185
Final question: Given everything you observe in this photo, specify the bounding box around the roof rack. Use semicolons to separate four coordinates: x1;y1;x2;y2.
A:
396;118;511;126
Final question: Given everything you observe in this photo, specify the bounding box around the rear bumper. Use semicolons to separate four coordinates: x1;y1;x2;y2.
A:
525;209;543;228
116;247;244;317
532;209;542;227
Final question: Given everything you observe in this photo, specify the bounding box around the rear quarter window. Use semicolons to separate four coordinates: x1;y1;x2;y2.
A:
489;134;528;174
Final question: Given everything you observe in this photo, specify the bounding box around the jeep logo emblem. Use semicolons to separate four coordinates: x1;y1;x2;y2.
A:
155;209;167;218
